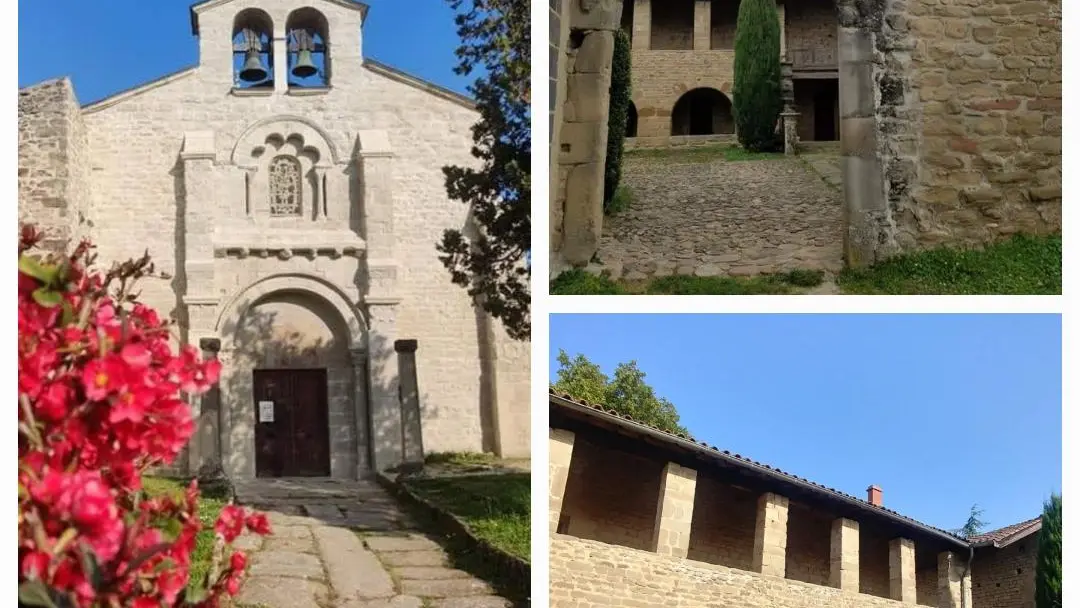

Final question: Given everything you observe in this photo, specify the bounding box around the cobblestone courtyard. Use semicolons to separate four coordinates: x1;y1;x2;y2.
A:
232;479;514;608
596;151;844;280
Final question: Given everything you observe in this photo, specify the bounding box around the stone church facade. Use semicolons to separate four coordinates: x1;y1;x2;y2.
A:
18;0;530;480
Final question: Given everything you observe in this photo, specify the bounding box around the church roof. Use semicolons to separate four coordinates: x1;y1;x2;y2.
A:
189;0;370;35
968;517;1042;548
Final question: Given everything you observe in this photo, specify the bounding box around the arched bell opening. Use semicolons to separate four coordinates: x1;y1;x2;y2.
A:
286;8;331;88
232;9;274;89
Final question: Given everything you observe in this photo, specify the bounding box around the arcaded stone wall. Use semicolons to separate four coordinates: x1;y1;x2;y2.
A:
859;524;894;599
551;534;925;608
630;50;736;137
559;438;663;550
786;501;834;586
972;541;1037;608
18;78;91;251
876;0;1062;256
687;476;757;570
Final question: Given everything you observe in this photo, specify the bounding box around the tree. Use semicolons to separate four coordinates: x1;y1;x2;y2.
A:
438;0;531;342
552;350;688;435
1036;494;1062;608
952;504;989;538
604;29;632;211
732;0;782;152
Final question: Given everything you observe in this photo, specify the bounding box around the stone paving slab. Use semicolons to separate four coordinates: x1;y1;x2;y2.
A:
233;479;515;608
596;154;844;279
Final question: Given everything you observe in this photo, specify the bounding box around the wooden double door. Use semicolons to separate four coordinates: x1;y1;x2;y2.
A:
253;369;331;477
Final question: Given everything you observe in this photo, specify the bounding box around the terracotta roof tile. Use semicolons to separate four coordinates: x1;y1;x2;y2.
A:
968;517;1042;547
549;389;968;544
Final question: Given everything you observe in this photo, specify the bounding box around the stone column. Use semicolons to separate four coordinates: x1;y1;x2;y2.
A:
777;3;786;57
179;131;218;312
830;518;859;591
752;492;789;577
780;60;799;155
632;0;651;50
349;346;371;475
890;538;917;602
837;13;888;268
650;462;697;557
549;429;576;532
272;33;288;94
937;551;972;608
694;1;711;50
189;337;222;475
558;0;624;266
395;339;424;468
366;303;402;472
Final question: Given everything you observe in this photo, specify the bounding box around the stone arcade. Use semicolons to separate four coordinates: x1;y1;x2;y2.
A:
18;0;530;480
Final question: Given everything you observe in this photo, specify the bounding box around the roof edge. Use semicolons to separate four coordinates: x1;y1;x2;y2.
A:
81;66;198;113
363;60;476;110
972;519;1043;548
190;0;371;35
550;391;971;550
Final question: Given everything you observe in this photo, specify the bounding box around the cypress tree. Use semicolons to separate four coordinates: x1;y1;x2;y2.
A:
1035;494;1062;608
733;0;782;151
604;29;632;210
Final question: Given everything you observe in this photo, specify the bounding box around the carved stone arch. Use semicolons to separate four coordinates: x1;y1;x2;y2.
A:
231;115;340;168
215;273;367;349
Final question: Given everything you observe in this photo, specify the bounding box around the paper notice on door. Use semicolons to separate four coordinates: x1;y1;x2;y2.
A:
258;401;274;423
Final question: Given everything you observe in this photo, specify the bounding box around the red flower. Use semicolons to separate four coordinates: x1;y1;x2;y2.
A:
20;551;50;580
245;512;272;535
229;550;247;571
215;505;246;543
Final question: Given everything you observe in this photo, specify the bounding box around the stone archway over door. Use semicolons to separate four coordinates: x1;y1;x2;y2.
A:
671;88;734;136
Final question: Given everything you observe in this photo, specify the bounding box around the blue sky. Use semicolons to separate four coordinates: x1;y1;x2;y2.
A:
550;314;1062;534
18;0;475;104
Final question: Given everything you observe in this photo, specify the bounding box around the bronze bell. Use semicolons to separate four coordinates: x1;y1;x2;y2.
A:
239;49;268;82
292;49;318;78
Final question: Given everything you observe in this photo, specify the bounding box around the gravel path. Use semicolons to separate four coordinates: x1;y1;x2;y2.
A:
231;479;513;608
596;154;844;279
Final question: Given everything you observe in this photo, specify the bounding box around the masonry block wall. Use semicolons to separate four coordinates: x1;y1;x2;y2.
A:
552;535;933;608
687;475;758;569
560;438;663;550
972;543;1037;608
875;0;1062;256
860;525;894;599
18;78;92;251
787;502;834;586
785;0;836;63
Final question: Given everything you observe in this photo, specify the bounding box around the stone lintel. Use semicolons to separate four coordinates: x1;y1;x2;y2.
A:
650;462;697;558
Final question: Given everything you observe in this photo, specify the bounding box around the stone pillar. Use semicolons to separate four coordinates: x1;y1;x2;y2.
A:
349;346;371;476
890;538;917;602
693;1;711;50
650;462;697;558
779;60;799;155
558;0;624;266
272;34;288;94
830;518;859;591
549;429;576;532
752;492;789;577
190;337;222;475
777;3;786;57
366;303;402;472
632;0;651;50
395;339;423;468
937;551;972;608
837;15;888;268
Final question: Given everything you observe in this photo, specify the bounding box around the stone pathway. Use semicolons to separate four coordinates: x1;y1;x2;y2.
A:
594;152;844;280
231;479;514;608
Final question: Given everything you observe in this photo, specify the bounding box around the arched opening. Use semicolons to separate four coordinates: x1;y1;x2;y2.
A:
232;9;274;88
286;8;331;88
626;102;638;138
671;88;735;136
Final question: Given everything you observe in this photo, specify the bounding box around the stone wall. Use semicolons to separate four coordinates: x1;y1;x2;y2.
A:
786;0;838;65
18;78;91;251
873;0;1062;257
630;51;736;137
710;0;740;49
686;475;757;569
651;0;695;50
551;534;924;608
972;541;1037;608
624;133;736;149
559;438;663;550
860;524;893;599
787;501;834;586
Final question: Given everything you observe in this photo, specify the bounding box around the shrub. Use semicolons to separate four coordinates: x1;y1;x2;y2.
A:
604;29;633;210
733;0;783;152
17;225;271;608
1036;494;1062;608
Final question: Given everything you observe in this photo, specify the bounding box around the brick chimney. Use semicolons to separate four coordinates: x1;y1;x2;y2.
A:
867;485;883;506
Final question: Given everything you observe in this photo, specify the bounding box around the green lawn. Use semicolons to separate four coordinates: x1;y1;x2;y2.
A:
551;234;1061;296
403;474;530;561
837;234;1061;295
143;477;230;591
625;143;783;163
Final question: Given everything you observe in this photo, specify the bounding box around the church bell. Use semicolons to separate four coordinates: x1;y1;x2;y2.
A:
292;49;318;78
239;49;269;82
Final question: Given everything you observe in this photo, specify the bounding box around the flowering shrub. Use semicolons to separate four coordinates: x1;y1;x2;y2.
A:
17;226;271;608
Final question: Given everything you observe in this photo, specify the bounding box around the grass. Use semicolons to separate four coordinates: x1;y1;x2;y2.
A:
143;476;230;591
424;451;500;467
403;473;530;562
550;268;824;295
838;233;1061;295
604;184;633;215
626;143;783;163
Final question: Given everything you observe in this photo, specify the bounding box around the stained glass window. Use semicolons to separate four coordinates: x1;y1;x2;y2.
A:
269;155;302;216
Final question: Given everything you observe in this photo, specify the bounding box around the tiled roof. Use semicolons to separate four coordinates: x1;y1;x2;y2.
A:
550;389;969;546
967;517;1042;547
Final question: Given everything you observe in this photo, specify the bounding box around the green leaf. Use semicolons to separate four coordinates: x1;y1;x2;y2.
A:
19;256;58;284
32;288;63;308
77;547;104;591
60;301;76;325
17;581;57;608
